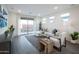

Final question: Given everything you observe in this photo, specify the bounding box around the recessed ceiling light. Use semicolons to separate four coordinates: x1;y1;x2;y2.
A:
50;20;53;23
54;6;58;10
49;16;55;19
18;9;21;13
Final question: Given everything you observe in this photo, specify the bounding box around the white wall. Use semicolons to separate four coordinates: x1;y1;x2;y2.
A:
8;12;20;36
8;11;42;36
42;6;79;41
34;17;42;31
42;6;79;33
5;5;79;40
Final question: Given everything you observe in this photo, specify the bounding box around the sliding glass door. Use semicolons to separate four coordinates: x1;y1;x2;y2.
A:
18;19;34;35
26;20;34;34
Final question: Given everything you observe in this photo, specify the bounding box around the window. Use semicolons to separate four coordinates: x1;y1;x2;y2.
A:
61;13;70;22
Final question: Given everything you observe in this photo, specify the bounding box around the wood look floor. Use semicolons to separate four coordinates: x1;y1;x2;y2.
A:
11;35;39;54
25;35;79;54
11;35;79;54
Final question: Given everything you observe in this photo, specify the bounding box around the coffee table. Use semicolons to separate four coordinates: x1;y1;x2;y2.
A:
40;38;53;54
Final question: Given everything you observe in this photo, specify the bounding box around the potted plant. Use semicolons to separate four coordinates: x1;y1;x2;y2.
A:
70;32;79;43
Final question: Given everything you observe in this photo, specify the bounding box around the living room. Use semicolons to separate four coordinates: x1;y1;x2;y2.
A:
0;4;79;54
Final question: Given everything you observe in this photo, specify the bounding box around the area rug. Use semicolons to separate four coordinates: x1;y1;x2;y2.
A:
25;35;41;51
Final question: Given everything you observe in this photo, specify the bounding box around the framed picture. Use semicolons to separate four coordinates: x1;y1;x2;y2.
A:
0;5;8;28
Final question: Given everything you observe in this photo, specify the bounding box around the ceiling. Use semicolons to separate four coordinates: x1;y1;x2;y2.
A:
6;4;79;17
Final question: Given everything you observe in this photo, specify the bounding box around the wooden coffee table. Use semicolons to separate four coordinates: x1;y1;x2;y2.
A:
40;38;53;54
